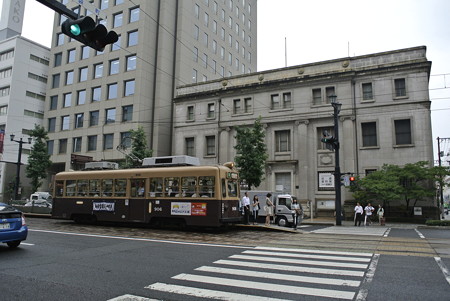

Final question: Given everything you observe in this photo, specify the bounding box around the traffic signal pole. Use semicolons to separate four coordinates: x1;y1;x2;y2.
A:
332;101;342;226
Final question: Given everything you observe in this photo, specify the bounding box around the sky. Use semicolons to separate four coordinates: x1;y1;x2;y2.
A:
18;0;450;163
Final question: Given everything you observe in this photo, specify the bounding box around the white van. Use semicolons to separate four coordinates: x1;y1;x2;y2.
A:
241;191;301;227
25;192;52;208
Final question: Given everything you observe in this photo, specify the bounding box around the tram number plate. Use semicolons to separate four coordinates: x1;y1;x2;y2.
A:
154;207;162;212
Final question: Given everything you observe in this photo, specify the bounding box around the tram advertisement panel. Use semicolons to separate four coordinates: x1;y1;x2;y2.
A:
170;202;207;216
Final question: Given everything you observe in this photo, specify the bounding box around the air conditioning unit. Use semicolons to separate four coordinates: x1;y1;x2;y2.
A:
142;155;200;167
84;161;119;170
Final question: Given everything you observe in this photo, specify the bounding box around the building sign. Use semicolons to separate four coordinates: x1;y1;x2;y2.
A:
414;207;422;216
93;202;114;212
191;203;207;216
318;172;334;191
171;202;191;215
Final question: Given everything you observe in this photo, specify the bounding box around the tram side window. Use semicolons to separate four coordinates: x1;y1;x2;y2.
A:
89;179;101;196
102;179;113;196
222;179;226;198
150;177;163;197
77;180;88;196
182;176;197;197
131;179;146;197
165;177;180;197
227;180;238;197
66;180;76;196
115;179;127;196
55;181;64;197
199;176;215;197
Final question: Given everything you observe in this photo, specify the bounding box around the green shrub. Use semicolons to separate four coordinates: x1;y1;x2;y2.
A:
425;220;450;226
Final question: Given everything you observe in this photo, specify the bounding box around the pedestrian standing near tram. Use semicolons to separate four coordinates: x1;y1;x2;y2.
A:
364;203;374;226
241;192;251;225
354;202;363;226
252;195;260;225
265;193;274;226
377;204;384;225
291;197;303;230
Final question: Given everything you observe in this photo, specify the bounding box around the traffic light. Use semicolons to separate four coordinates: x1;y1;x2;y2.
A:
61;16;118;52
349;176;356;186
321;131;337;151
341;175;350;187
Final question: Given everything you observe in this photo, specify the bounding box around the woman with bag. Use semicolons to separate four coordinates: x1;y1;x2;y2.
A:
377;204;385;225
252;195;260;225
265;193;273;226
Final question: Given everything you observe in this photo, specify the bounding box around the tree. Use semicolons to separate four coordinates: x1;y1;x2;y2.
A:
234;117;268;190
26;125;52;192
120;126;153;168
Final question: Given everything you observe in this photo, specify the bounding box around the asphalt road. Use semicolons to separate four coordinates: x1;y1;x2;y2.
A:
0;218;449;301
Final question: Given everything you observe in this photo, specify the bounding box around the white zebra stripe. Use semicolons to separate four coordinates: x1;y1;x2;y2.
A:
243;250;371;262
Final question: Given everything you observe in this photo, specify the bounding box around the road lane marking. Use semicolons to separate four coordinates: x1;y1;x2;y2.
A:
415;229;425;239
230;254;369;269
243;250;371;262
147;283;292;301
255;246;373;257
20;242;35;246
383;228;391;237
172;274;356;300
311;226;388;236
195;266;361;287
215;259;365;276
434;256;450;285
108;294;160;301
355;254;380;301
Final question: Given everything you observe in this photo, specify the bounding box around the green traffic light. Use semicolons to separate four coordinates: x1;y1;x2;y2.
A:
70;24;81;36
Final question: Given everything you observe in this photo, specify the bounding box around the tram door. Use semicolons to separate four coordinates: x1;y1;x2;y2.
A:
128;178;147;222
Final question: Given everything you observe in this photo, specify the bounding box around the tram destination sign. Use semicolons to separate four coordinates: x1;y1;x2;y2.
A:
93;202;115;212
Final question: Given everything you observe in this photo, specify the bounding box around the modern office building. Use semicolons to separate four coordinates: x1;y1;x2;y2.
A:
45;0;257;174
173;46;434;215
0;0;50;201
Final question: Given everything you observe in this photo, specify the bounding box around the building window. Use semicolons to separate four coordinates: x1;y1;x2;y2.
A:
312;88;321;105
81;46;89;59
204;12;209;26
193;47;198;62
105;108;116;124
56;33;64;46
270;94;279;110
129;7;139;22
120;132;131;148
75;113;84;128
394;78;406;97
362;83;373;100
79;67;88;82
244;97;252;113
275;172;291;195
89;110;99;126
283;92;291;108
48;118;56;132
122;105;133;122
275;130;290;152
186;137;195;156
87;135;97;151
52;74;60;89
94;63;103;78
205;136;216;156
187;105;194;121
108;83;118;99
126;55;136;71
50;96;58;110
65;70;74;85
47;140;54;155
192;69;197;83
270;92;292;109
59;139;67;154
233;99;241;114
207;103;215;118
124;79;135;96
63;93;72;107
103;134;114;150
113;12;123;28
194;4;199;18
394;119;412;145
325;87;335;104
111;36;121;51
77;90;86;105
73;137;82;152
127;30;138;46
92;86;101;102
109;59;119;75
194;25;199;40
61;115;70;130
67;49;76;63
54;52;62;67
361;122;377;147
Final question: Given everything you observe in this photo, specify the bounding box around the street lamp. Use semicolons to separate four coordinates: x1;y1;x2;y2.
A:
329;95;343;226
10;134;32;201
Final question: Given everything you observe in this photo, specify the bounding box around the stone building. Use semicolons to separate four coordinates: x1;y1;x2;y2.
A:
173;46;434;214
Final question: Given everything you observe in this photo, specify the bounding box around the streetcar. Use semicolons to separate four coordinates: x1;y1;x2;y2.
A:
51;156;242;228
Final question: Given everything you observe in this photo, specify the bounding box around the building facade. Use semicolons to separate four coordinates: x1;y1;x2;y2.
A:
173;46;434;213
44;0;257;175
0;0;50;201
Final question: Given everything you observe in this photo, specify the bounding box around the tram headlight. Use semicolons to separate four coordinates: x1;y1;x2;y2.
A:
223;162;235;169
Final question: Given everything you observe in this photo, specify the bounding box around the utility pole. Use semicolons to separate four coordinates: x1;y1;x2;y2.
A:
437;137;449;219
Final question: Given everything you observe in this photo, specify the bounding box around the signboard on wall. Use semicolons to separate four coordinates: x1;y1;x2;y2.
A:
318;172;334;191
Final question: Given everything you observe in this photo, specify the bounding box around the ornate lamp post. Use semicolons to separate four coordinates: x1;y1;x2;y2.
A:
10;134;32;201
329;95;343;225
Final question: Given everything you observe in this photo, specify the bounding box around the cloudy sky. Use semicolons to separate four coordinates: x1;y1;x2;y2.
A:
19;0;450;161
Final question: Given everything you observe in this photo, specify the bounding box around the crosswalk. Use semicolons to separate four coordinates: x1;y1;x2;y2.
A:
311;226;389;236
143;246;377;300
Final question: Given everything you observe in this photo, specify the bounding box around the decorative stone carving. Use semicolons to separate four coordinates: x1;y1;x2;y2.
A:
342;60;350;68
258;74;264;81
297;68;305;75
319;154;333;165
221;80;228;87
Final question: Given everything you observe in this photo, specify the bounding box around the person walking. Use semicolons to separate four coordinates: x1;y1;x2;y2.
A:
364;203;374;226
241;192;251;225
291;197;303;230
265;193;273;226
377;204;385;225
252;195;260;225
354;202;363;226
